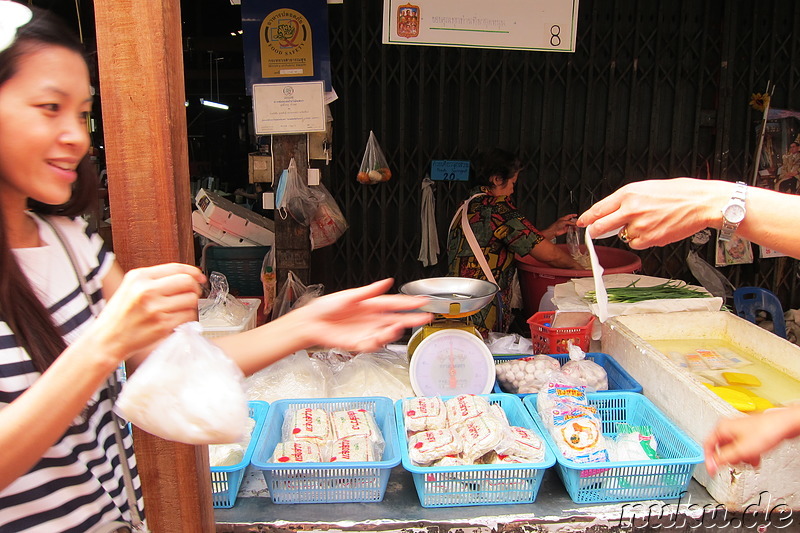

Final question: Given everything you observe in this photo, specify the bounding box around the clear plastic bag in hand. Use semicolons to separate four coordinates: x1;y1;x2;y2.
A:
115;322;249;444
199;271;249;326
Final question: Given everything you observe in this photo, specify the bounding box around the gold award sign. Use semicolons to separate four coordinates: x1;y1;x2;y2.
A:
260;8;314;79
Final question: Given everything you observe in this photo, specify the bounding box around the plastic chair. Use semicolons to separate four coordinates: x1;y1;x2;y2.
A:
733;287;786;339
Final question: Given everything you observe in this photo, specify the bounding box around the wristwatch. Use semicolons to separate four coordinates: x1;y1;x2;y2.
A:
719;181;747;242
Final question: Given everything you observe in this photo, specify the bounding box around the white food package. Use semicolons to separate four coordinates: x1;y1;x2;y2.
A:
494;355;560;394
560;343;608;392
116;322;248;445
245;350;333;402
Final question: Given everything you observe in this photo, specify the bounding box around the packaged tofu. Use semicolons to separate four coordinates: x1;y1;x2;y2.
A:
444;394;491;428
329;435;379;462
408;428;464;466
283;407;331;443
403;396;448;433
330;408;384;448
271;440;324;463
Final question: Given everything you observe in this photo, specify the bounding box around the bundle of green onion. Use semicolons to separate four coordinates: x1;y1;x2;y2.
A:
584;279;711;303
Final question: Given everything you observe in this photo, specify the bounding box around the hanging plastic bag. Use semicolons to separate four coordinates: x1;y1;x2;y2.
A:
278;158;316;225
356;130;392;184
261;248;276;318
115;322;249;445
271;270;324;321
309;183;348;249
199;271;249;327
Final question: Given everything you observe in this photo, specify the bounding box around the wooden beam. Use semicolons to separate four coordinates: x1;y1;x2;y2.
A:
272;135;311;285
93;1;215;531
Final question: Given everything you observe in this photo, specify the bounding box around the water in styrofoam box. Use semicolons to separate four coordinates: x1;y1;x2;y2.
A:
199;298;260;338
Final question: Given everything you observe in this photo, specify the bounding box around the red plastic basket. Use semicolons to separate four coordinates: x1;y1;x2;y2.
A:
527;311;596;354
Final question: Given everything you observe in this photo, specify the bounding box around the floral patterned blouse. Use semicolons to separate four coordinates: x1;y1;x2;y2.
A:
447;186;544;335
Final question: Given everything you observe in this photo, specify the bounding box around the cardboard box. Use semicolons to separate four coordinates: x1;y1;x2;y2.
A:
602;311;800;510
195;188;274;246
248;153;273;183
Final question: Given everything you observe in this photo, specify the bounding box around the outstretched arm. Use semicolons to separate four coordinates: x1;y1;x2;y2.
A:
577;178;800;258
214;278;433;376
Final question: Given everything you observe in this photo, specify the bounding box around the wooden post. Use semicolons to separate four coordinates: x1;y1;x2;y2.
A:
272;135;311;285
93;1;214;531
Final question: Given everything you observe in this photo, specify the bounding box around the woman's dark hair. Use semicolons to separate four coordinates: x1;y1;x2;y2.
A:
0;7;96;373
473;147;523;186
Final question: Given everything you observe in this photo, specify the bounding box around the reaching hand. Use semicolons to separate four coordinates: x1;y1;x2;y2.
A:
577;178;729;249
290;278;433;353
703;407;800;475
541;213;578;240
86;263;205;364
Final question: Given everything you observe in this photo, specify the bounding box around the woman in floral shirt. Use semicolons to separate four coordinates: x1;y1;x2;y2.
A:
447;148;581;335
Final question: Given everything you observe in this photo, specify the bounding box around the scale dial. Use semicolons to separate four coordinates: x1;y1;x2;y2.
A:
409;329;495;396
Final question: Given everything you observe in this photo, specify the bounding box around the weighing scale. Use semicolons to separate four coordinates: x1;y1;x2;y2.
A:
399;278;498;397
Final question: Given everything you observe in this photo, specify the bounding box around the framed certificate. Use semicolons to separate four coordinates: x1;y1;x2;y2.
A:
253;81;326;135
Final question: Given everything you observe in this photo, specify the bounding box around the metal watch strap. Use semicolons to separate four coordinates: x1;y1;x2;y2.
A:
719;181;747;242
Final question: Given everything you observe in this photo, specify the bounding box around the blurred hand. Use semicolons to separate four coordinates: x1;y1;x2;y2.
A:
703;408;796;476
87;263;205;363
291;278;433;353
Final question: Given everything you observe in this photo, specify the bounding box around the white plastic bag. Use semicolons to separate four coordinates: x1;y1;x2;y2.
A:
116;322;248;445
244;350;334;402
561;342;608;391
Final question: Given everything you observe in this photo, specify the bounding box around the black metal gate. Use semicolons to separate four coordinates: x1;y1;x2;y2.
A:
315;0;800;310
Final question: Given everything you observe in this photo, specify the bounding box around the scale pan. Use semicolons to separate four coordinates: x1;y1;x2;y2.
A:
399;277;498;315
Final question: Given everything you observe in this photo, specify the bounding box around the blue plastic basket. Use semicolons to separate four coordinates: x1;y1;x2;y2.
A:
210;400;269;508
251;397;399;504
523;392;704;504
395;393;556;507
493;352;643;396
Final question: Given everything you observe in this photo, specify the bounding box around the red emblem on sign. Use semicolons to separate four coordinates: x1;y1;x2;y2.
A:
397;3;420;39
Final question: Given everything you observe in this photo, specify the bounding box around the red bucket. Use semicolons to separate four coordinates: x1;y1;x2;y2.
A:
515;245;642;319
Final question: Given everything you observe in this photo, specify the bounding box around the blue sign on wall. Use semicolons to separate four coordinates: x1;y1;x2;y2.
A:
430;160;470;181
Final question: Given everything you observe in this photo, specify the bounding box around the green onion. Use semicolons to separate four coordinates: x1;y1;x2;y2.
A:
584;279;711;303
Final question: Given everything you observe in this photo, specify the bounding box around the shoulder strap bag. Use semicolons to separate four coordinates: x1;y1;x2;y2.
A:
39;215;149;533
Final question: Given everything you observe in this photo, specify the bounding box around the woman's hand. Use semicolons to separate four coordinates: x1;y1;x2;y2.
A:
541;213;577;240
86;263;205;365
577;178;729;249
289;278;434;353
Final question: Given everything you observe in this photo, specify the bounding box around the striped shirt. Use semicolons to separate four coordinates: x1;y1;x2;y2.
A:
0;214;144;532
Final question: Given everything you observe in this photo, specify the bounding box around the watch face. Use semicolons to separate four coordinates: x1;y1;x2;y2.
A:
724;204;745;224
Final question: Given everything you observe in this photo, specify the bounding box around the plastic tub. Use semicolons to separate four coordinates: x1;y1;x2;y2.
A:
515;244;641;318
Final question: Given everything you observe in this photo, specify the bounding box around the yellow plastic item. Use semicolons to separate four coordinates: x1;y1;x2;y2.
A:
751;396;775;411
722;372;762;388
724;385;758;397
707;386;757;412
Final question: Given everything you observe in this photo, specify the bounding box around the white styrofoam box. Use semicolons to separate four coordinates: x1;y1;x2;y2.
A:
195;188;275;246
199;297;260;338
192;210;259;247
602;311;800;510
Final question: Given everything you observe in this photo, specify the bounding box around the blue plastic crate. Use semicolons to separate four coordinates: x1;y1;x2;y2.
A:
251;397;399;504
493;352;643;396
210;400;269;508
395;393;556;507
523;392;704;504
